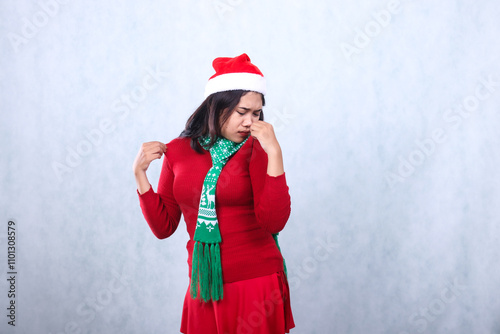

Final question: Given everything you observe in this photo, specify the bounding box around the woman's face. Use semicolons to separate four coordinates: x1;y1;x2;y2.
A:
221;91;263;143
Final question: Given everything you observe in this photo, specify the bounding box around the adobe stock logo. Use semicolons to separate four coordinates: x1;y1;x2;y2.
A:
236;287;284;334
385;74;499;188
399;278;467;334
287;234;339;291
266;106;296;134
7;0;71;53
213;0;244;20
48;268;131;334
340;0;402;62
51;64;168;182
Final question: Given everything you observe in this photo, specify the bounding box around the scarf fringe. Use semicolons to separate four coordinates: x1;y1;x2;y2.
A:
273;233;287;277
190;241;223;302
190;236;286;302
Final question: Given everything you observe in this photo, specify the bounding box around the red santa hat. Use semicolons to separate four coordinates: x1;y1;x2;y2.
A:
204;53;266;98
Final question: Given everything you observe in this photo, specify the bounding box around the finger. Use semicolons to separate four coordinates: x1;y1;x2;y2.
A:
150;145;164;155
151;141;166;151
250;129;260;139
143;141;166;151
250;124;261;133
145;143;165;155
145;152;162;163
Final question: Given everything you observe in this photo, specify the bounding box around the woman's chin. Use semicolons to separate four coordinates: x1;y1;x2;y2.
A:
231;138;244;143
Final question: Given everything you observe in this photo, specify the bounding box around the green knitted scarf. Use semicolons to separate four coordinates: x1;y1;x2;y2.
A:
190;136;287;303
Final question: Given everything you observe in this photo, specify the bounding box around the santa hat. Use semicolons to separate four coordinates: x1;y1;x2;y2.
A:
204;53;266;98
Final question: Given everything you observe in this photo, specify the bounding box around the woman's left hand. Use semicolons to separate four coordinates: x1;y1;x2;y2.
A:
250;121;280;154
250;121;284;176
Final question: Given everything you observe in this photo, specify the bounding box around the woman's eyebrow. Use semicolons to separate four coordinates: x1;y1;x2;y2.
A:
238;107;262;112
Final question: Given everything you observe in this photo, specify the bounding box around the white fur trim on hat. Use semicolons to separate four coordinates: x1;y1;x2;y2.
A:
204;72;266;98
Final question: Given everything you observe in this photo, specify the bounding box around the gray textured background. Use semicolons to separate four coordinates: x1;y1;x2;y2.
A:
1;0;500;333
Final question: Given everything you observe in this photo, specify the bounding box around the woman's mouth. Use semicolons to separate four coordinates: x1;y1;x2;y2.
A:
238;131;250;137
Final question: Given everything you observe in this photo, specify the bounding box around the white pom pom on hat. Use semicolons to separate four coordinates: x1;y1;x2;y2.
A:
204;53;266;98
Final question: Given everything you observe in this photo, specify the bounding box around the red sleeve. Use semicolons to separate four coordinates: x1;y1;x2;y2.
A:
250;139;291;234
137;154;182;239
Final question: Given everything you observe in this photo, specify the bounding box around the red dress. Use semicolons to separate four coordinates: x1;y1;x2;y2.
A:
138;136;294;333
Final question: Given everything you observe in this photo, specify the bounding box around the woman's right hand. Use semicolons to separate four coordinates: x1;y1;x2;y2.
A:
133;141;167;194
133;141;167;174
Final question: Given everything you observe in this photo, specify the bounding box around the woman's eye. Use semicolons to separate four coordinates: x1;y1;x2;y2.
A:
237;111;245;116
253;113;260;117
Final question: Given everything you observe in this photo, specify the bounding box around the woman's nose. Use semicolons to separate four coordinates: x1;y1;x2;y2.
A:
242;114;253;127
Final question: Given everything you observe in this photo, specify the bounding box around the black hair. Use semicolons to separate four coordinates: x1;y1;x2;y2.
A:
180;90;265;153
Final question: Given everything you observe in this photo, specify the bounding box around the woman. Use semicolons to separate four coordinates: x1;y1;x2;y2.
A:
133;53;294;334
